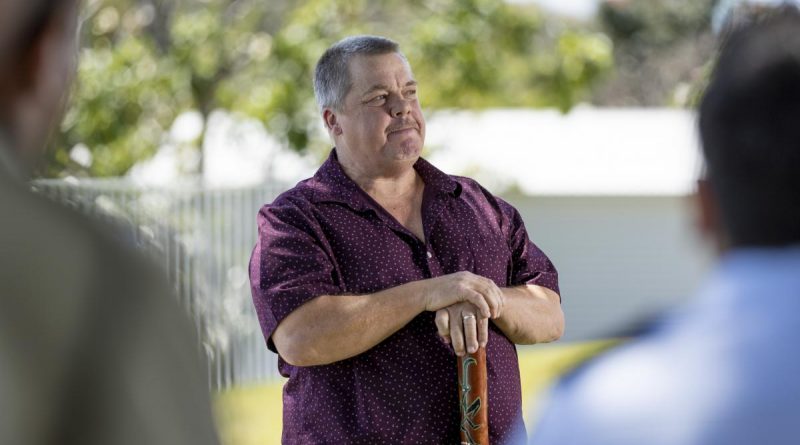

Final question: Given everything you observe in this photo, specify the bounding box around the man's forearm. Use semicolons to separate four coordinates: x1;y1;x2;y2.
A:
493;285;564;345
271;271;504;366
272;281;428;366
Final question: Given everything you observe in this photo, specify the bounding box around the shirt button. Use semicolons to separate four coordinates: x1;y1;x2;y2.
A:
427;251;433;259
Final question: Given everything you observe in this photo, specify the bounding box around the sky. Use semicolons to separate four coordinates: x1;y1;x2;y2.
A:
507;0;602;20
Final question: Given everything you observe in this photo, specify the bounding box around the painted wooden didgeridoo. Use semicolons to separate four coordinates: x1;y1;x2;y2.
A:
458;346;489;445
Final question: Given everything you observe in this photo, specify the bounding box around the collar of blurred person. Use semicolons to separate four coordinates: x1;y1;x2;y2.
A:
0;130;21;182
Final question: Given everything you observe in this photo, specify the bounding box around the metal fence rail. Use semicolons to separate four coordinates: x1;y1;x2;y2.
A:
32;178;287;389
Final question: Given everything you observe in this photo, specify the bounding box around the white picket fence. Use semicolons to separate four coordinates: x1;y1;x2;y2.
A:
32;178;288;389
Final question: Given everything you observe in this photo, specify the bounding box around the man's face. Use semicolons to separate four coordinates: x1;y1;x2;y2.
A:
330;52;425;174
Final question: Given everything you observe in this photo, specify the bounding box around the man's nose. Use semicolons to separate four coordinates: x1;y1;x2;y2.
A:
390;97;411;117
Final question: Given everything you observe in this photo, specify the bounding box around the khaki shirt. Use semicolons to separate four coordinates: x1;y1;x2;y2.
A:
0;141;220;445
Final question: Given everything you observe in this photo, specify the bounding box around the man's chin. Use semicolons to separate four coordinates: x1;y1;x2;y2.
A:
386;143;422;161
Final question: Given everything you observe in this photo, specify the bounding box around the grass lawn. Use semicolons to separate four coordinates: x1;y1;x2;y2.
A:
213;340;617;445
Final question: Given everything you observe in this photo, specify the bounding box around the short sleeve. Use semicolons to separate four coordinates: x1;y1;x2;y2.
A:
497;198;560;297
249;198;343;353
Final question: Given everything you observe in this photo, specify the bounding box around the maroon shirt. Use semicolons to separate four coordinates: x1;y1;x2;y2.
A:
249;150;559;444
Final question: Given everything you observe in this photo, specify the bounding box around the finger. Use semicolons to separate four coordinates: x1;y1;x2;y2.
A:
435;309;450;344
450;310;465;356
491;284;505;319
462;289;491;318
478;316;489;348
471;277;497;318
462;312;479;354
482;279;503;319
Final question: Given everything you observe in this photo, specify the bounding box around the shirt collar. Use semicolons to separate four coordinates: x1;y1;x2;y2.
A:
0;129;24;183
714;246;800;287
309;148;461;212
692;245;800;314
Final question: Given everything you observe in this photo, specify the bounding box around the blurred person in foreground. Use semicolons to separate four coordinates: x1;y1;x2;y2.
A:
530;7;800;445
0;1;220;444
249;35;563;444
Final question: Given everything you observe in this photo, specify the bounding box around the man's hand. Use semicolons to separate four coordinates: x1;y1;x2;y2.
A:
272;271;506;366
435;302;488;356
421;271;505;319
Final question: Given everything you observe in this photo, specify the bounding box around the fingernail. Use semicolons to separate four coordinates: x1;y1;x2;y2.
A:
468;346;476;353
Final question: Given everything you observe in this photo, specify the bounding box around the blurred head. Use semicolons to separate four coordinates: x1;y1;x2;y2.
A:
0;0;80;174
314;35;425;176
698;6;800;249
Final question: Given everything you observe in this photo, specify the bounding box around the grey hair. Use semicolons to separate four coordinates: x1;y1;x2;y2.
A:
313;35;403;111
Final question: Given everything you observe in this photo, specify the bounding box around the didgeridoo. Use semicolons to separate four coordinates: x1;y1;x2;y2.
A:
458;346;489;445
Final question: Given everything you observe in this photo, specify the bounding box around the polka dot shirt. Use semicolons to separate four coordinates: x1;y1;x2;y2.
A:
249;149;559;444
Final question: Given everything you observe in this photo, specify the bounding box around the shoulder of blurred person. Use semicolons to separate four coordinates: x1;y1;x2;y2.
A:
530;247;800;445
529;7;800;445
0;0;220;443
0;148;220;445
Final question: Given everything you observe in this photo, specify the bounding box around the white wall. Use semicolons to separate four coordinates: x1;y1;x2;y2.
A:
504;193;715;341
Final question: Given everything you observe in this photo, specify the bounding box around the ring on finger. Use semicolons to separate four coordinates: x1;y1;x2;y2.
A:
462;314;476;321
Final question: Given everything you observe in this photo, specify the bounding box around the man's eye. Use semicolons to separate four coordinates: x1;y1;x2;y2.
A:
405;90;417;97
370;95;388;105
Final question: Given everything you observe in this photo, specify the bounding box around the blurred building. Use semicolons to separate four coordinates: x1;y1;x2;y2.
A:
426;108;713;341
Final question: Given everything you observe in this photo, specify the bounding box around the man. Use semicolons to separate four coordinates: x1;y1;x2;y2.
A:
531;7;800;445
0;1;220;444
250;35;564;444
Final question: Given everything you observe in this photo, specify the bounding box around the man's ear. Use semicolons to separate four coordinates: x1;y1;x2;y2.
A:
17;9;63;95
695;178;727;250
0;19;49;104
323;109;342;135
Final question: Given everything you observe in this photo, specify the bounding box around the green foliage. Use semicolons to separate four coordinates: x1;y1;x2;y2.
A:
591;0;716;107
57;35;192;177
602;0;715;44
48;0;613;178
409;0;612;111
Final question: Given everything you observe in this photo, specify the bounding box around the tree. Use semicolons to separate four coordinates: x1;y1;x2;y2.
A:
590;0;717;107
46;0;613;178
